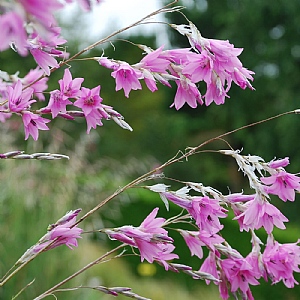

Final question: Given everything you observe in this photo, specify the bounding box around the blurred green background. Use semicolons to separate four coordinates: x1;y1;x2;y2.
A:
1;0;300;299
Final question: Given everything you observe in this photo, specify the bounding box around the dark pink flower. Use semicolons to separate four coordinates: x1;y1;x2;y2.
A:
204;74;229;106
261;171;300;202
8;80;35;113
262;236;300;288
21;111;50;140
182;50;213;84
59;68;84;98
190;196;227;234
105;208;178;268
74;86;103;115
74;85;107;133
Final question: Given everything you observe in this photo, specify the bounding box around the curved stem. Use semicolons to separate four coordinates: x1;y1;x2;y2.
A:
75;109;297;225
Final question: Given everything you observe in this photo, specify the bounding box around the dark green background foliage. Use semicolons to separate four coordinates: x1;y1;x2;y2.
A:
1;0;300;299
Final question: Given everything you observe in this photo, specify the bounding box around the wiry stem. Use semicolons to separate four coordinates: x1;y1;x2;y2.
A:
75;109;297;225
34;244;125;300
23;0;181;91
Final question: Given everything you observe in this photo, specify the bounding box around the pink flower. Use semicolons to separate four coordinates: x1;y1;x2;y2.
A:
190;196;227;234
74;86;103;114
268;157;290;169
59;68;84;98
199;252;219;285
136;46;170;73
30;48;59;76
182;50;213;84
105;208;178;268
48;90;72;118
262;236;300;288
261;171;300;202
22;68;48;101
8;80;35;113
235;195;288;234
0;11;27;56
162;192;227;234
74;85;108;133
171;76;203;109
18;0;63;27
111;63;143;97
220;256;260;297
21;111;50;140
204;73;229;106
179;229;224;259
18;209;82;263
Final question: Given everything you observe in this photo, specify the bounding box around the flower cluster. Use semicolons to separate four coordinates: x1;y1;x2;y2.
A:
0;1;102;74
143;150;300;299
97;21;254;109
0;67;131;140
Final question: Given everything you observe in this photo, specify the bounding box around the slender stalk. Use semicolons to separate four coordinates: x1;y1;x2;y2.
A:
75;109;297;225
34;244;125;300
23;0;181;90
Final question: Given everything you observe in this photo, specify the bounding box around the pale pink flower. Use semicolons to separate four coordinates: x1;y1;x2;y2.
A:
220;256;260;297
22;68;48;101
199;251;219;285
179;229;224;259
111;63;143;97
7;80;35;113
21;111;50;140
30;48;59;76
171;76;203;109
18;0;63;27
262;236;300;288
235;195;288;234
18;209;82;263
261;171;300;202
0;11;27;56
47;89;72;118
